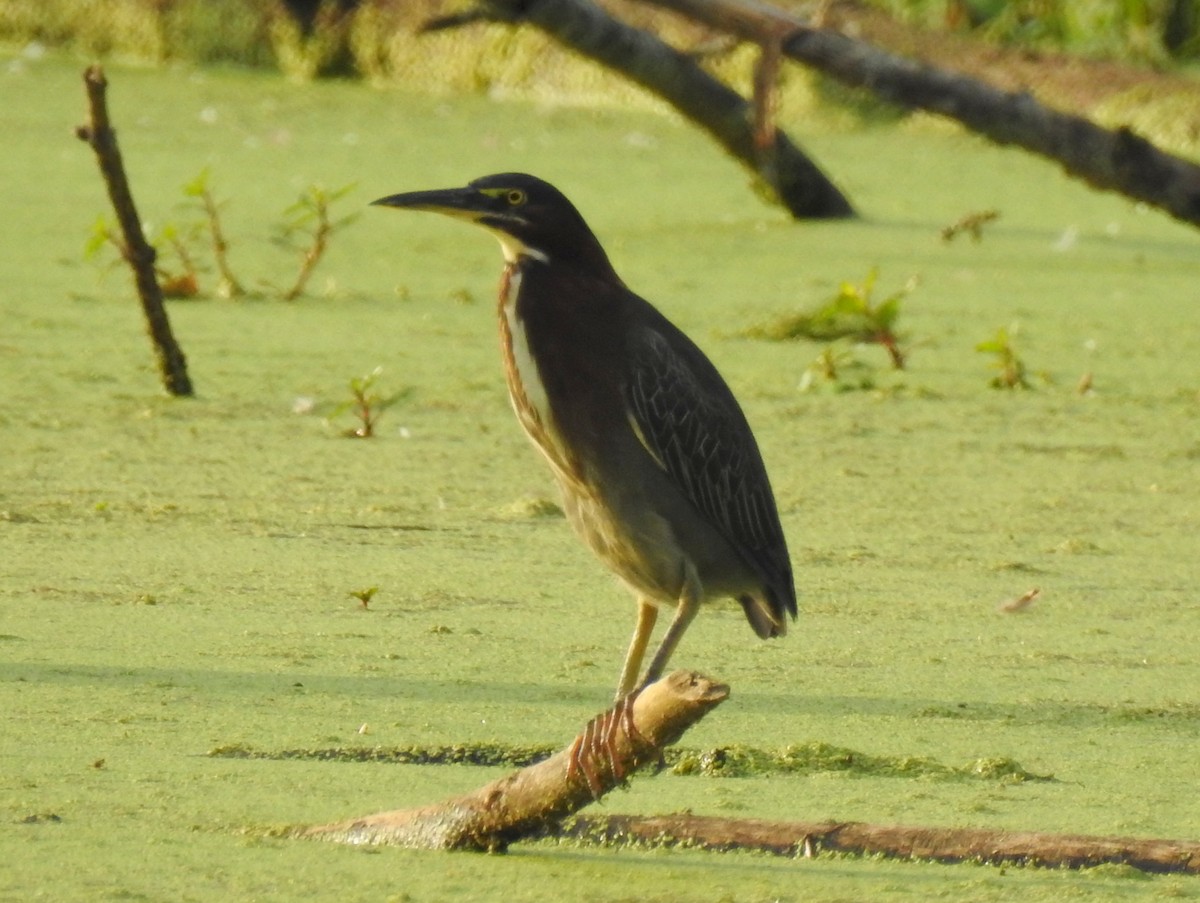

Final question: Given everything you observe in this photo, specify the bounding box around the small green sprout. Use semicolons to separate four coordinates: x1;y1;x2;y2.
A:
798;341;876;393
83;216;125;279
329;367;410;438
976;326;1031;389
277;183;358;301
349;586;378;610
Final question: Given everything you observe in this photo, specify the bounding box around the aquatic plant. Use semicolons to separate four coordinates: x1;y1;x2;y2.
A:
977;325;1032;389
329;366;409;438
746;266;914;370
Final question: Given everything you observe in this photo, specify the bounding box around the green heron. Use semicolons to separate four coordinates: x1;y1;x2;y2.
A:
373;174;796;700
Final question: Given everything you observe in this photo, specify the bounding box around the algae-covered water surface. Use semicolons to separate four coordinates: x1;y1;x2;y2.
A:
1;54;1198;901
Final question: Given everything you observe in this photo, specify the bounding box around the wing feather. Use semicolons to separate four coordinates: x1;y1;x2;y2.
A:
624;325;796;619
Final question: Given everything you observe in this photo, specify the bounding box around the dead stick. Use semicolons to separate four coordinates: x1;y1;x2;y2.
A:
558;813;1200;875
302;671;729;851
75;65;194;397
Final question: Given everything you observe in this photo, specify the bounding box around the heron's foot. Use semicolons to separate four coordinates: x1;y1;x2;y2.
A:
566;717;605;799
617;686;650;748
567;689;649;799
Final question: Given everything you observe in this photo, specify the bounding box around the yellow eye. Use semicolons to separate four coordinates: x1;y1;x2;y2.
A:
506;189;526;206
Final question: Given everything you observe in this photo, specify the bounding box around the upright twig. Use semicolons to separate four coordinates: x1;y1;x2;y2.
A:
75;65;193;397
279;183;358;301
185;170;245;299
283;213;328;301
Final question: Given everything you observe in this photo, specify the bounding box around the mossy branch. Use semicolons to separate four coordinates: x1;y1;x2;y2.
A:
75;65;194;396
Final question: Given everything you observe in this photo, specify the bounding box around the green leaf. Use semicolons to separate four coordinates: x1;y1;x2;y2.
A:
875;296;902;329
182;167;210;198
83;216;113;258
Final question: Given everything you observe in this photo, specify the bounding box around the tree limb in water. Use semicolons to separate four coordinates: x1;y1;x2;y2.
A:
558;811;1200;874
302;671;729;851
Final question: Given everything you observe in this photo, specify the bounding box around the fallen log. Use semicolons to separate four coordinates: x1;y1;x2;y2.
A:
302;671;729;851
452;0;856;219
298;667;1199;873
640;0;1200;229
558;812;1200;875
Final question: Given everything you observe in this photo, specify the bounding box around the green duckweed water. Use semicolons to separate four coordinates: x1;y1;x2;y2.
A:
207;739;1049;783
1;52;1198;902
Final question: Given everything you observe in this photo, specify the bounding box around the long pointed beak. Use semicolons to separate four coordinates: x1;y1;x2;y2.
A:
371;186;486;219
373;184;534;263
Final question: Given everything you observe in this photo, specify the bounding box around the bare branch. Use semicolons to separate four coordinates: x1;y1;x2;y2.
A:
75;65;194;395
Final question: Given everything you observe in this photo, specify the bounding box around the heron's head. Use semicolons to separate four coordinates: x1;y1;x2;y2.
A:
372;172;611;271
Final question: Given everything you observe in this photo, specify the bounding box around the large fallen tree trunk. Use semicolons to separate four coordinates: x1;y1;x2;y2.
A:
557;812;1200;875
640;0;1200;229
455;0;855;218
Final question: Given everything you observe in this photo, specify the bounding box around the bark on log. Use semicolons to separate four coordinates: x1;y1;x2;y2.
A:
641;0;1200;229
302;671;729;851
559;812;1200;874
476;0;855;219
75;65;194;396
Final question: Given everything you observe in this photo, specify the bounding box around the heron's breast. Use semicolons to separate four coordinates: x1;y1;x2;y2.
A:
498;267;585;489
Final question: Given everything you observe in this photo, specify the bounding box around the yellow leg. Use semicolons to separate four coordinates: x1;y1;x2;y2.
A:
641;579;701;688
616;599;658;701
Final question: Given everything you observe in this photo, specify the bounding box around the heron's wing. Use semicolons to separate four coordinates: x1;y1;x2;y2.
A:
623;324;795;619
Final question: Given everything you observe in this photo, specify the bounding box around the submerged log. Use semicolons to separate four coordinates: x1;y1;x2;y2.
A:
559;812;1200;874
